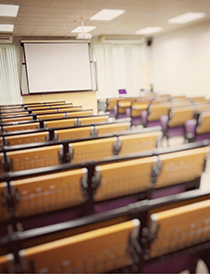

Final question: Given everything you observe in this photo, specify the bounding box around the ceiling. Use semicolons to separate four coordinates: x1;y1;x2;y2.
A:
0;0;210;38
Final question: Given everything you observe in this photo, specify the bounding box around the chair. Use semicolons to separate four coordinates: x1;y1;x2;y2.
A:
5;132;49;146
37;113;66;120
106;98;123;117
45;118;77;129
79;115;108;125
127;102;148;126
153;146;208;197
194;111;210;141
7;145;63;171
114;100;132;119
142;104;170;128
94;156;155;202
11;168;87;217
0;182;10;222
0;154;5;175
148;199;210;259
1;111;29;117
19;219;140;273
0;254;14;273
3;122;39;133
96;122;129;135
56;127;92;141
67;110;93;118
2;116;33;123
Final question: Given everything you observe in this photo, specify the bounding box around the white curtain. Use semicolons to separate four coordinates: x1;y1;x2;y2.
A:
0;46;22;105
92;44;142;99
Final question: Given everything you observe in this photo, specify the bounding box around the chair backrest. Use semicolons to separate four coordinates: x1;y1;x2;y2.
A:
107;98;122;111
45;118;77;129
118;131;160;155
168;107;195;127
0;182;10;222
57;127;92;141
195;104;210;113
2;116;33;124
117;100;131;114
0;254;14;273
196;112;210;134
96;122;129;135
1;111;29;117
70;137;116;164
172;96;187;101
131;102;148;117
19;219;140;273
11;168;87;217
37;113;66;120
94;157;155;201
33;107;81;115
79;115;108;125
5;132;49;146
3;122;39;133
191;96;205;102
148;104;170;121
149;199;210;258
67;110;93;118
7;145;62;171
155;147;208;189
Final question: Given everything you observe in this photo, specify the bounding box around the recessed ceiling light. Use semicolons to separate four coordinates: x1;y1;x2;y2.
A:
168;12;206;24
0;4;19;17
90;9;125;21
0;24;14;32
135;27;163;35
71;26;96;33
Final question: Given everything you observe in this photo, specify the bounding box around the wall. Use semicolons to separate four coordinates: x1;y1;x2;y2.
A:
152;21;210;97
22;91;98;113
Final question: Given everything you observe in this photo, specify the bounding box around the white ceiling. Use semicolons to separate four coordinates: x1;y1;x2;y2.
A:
0;0;210;38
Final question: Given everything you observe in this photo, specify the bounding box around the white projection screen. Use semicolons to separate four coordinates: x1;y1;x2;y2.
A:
23;42;92;93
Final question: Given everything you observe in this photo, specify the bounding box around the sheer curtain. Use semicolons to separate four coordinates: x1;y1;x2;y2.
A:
92;44;142;99
0;46;22;105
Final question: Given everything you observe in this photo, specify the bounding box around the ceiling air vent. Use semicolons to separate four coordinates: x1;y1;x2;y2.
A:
0;35;13;44
98;35;145;44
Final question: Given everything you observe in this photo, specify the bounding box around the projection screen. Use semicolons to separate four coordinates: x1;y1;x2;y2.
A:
23;42;92;93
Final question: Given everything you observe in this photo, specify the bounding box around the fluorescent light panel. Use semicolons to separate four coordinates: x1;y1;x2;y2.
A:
90;9;125;21
71;26;96;33
0;4;19;17
168;12;206;24
0;24;14;32
135;27;163;35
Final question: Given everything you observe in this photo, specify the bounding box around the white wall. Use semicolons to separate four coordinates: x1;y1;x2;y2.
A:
152;21;210;98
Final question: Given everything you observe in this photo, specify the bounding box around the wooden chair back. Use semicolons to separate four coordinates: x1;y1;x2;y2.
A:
79;115;108;125
0;183;10;222
2;116;33;123
70;137;116;164
196;112;210;134
117;100;132;114
67;110;93;118
94;157;155;201
37;113;66;120
57;127;92;141
5;132;48;146
3;122;39;133
0;254;14;273
1;111;29;117
45;118;77;129
96;122;129;135
168;107;194;127
131;103;148;117
148;104;170;121
11;168;86;217
155;147;208;189
19;219;140;273
149;199;210;258
8;145;62;171
118;131;160;156
107;98;121;111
